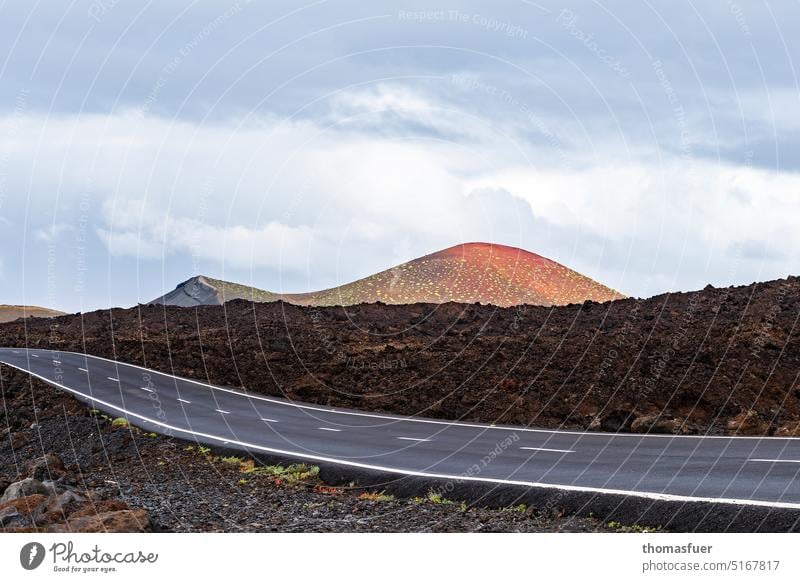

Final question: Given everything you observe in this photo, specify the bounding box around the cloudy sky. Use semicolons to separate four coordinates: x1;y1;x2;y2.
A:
1;0;798;312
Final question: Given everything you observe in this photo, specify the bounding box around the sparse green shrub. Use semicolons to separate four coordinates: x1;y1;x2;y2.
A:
242;463;319;484
220;456;243;465
359;491;395;502
426;490;453;505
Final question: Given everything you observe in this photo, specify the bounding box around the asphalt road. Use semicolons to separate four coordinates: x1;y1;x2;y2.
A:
2;347;800;509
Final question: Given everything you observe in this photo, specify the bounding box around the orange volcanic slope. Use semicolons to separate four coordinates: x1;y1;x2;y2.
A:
279;242;625;307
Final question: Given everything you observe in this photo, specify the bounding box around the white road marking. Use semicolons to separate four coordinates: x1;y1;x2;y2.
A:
520;447;575;454
53;360;61;365
216;409;230;414
261;418;278;423
31;354;39;357
397;437;430;442
4;358;800;510
748;458;800;464
107;377;119;382
78;368;88;372
12;350;19;353
140;387;154;393
318;427;341;432
177;398;191;404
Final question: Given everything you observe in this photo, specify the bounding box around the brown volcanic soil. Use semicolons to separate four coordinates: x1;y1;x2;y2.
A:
2;275;800;435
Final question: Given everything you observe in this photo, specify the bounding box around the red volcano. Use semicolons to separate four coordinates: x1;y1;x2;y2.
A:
280;242;625;307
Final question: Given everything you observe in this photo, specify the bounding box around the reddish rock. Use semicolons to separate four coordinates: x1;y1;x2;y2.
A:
631;414;684;434
775;421;800;437
48;509;152;533
69;499;130;518
38;491;86;524
0;493;48;527
726;411;768;436
25;453;66;481
10;431;31;449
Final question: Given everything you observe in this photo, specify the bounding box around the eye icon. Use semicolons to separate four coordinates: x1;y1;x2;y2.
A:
20;542;46;570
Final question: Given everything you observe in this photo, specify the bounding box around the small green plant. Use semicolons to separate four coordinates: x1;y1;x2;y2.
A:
184;445;194;451
242;463;319;484
237;478;248;485
220;456;243;465
426;490;454;505
359;491;395;502
197;446;211;455
628;524;661;533
111;417;130;428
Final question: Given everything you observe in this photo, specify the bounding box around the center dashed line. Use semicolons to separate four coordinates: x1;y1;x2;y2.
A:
78;367;88;372
397;437;430;442
520;447;575;454
107;377;119;382
177;398;191;404
318;427;341;432
216;409;231;414
140;387;154;393
261;418;278;423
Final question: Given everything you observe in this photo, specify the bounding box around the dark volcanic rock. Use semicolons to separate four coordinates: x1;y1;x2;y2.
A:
26;453;66;481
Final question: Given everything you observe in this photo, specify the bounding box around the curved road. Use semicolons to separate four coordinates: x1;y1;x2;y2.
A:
2;347;800;509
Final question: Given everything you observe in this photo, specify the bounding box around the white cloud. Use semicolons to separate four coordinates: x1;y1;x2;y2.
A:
99;217;316;270
0;84;799;298
34;223;73;242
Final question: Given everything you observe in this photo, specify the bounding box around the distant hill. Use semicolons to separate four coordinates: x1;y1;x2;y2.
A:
150;243;625;308
0;305;65;324
148;275;279;307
